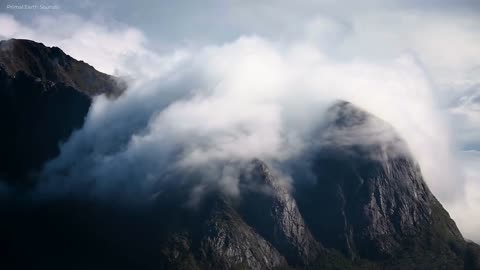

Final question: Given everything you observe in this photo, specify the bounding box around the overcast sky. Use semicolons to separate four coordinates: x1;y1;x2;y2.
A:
1;0;479;242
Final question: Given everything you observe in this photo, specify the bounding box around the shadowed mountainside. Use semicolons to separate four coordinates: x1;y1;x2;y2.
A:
0;39;479;269
0;39;125;186
292;102;475;269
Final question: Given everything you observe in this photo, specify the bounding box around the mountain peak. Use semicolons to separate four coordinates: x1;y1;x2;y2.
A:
294;101;469;266
326;101;370;128
0;38;126;97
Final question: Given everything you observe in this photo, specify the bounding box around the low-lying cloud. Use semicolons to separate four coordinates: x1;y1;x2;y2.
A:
1;7;479;242
36;36;451;201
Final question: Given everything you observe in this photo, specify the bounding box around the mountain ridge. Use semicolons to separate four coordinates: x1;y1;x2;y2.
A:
0;39;479;269
0;38;126;97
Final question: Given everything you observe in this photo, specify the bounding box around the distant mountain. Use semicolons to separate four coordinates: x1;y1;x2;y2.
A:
0;39;478;269
0;39;125;186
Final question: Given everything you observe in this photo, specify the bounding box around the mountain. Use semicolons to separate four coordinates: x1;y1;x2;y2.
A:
0;39;125;97
292;102;476;268
0;39;479;269
0;39;126;186
145;102;480;270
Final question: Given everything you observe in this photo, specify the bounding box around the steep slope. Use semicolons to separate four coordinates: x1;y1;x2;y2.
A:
0;39;125;185
0;39;125;97
237;159;323;266
155;161;352;270
0;66;91;185
293;101;474;269
198;199;288;270
151;186;290;270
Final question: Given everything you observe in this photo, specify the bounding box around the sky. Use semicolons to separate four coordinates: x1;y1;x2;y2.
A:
0;0;479;242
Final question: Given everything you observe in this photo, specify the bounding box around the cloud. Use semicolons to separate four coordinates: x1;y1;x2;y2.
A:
0;12;188;79
449;151;480;243
35;36;451;202
1;5;479;241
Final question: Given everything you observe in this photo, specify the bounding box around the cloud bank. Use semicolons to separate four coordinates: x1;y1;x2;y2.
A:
0;5;479;241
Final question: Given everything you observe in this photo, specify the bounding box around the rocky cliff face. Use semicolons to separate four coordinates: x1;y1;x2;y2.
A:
237;159;323;266
198;200;288;270
0;39;125;186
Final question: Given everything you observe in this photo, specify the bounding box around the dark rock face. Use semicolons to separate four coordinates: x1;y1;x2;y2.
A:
198;200;287;270
238;159;323;266
0;39;125;185
0;67;91;185
144;190;290;270
465;242;480;270
293;102;470;268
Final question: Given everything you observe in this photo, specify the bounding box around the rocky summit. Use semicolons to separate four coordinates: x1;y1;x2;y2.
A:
0;39;478;269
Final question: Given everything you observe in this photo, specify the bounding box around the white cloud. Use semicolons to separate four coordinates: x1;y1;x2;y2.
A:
341;11;480;86
449;151;480;243
37;35;455;202
0;12;189;80
1;6;479;241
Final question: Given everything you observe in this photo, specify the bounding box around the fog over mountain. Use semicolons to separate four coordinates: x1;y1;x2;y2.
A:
0;0;479;255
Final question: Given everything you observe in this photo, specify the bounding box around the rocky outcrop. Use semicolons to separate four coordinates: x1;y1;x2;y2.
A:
199;200;288;270
238;159;323;266
0;39;125;97
153;193;290;270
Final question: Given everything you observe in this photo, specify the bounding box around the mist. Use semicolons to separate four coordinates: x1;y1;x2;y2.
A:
0;2;479;242
33;36;450;203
